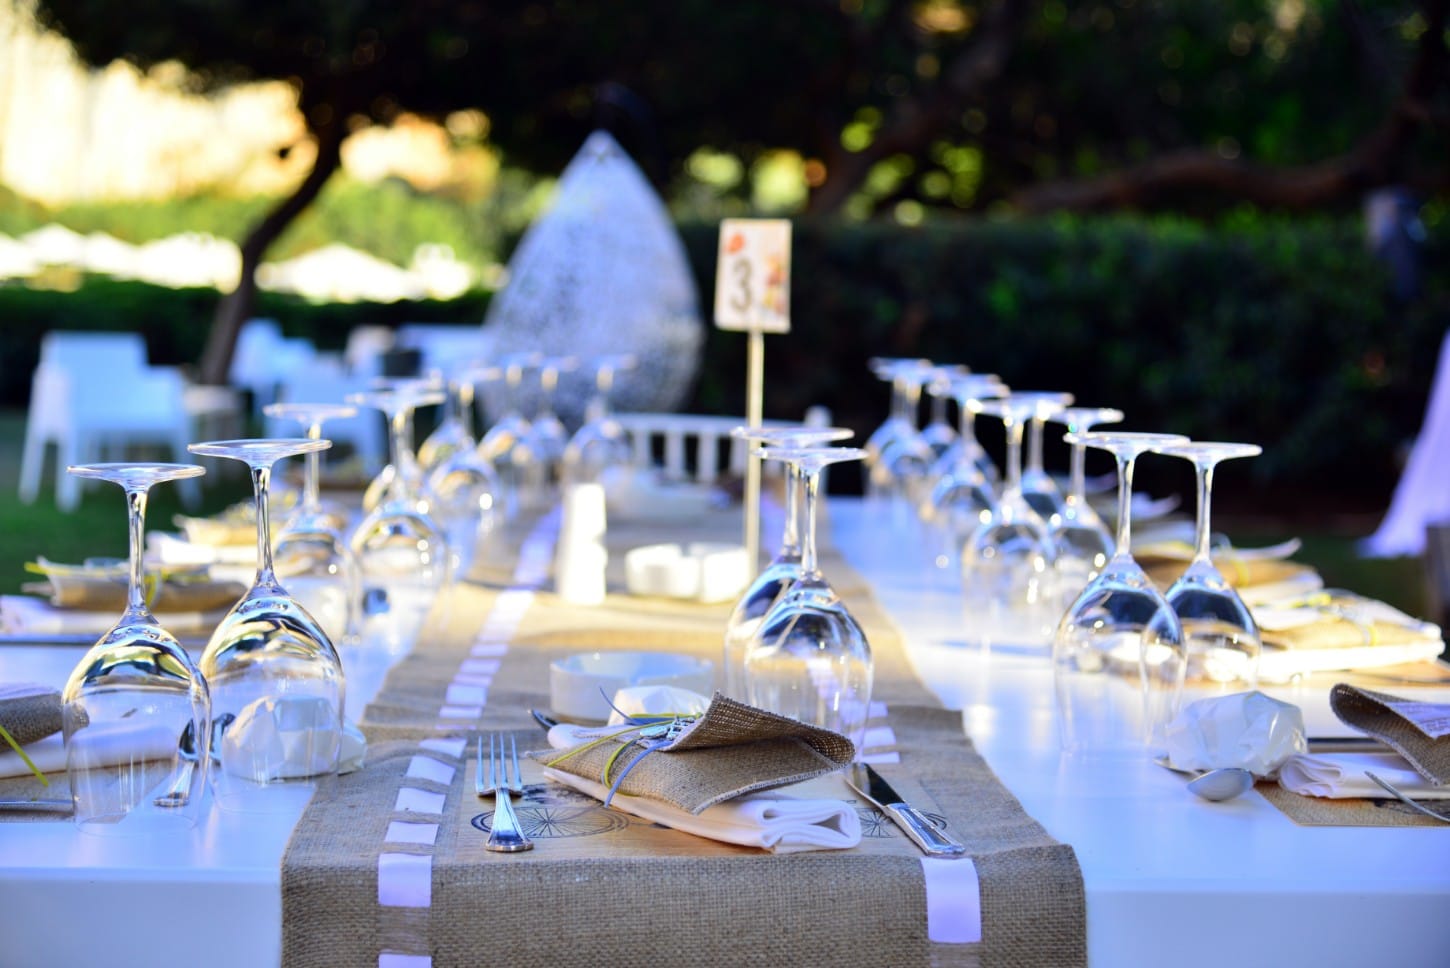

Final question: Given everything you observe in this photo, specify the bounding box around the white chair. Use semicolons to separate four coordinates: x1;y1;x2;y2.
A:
229;318;318;414
614;408;833;484
344;325;395;378
20;331;201;511
269;358;387;474
395;323;491;378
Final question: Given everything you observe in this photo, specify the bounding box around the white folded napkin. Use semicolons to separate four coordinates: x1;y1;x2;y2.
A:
0;594;221;636
1278;751;1450;799
219;696;364;781
542;722;860;853
1163;691;1306;776
0;721;178;778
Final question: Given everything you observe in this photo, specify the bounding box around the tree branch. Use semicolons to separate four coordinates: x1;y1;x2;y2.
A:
808;0;1035;214
1012;0;1448;213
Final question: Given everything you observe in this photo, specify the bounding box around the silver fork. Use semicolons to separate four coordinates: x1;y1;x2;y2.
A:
476;733;533;852
1365;771;1450;824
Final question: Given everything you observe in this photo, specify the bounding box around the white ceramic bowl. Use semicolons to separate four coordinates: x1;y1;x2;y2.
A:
623;542;750;603
549;650;714;723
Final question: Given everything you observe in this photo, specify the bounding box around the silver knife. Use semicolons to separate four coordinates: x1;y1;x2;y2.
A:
847;764;967;858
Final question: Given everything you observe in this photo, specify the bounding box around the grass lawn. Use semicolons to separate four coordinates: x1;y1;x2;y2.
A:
0;410;252;591
0;408;1432;623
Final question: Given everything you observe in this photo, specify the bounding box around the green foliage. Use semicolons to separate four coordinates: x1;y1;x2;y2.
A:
4;214;1445;506
675;215;1448;503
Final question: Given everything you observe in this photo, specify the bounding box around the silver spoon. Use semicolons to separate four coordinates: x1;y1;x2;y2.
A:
1186;768;1255;802
1154;755;1256;802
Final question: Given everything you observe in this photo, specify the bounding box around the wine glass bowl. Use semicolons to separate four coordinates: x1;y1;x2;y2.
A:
1152;440;1264;688
348;388;452;654
563;354;637;485
1053;431;1188;754
743;446;872;753
962;393;1071;650
188;438;345;810
721;424;855;698
1047;407;1125;595
61;462;211;832
264;402;361;645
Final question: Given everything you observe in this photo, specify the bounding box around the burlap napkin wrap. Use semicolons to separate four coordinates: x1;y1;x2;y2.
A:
1142;556;1315;591
532;692;855;814
1331;684;1450;784
23;576;246;614
0;685;63;746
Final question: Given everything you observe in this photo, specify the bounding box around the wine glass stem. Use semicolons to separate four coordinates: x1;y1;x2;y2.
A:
1193;460;1217;563
1003;418;1024;493
457;381;476;440
930;390;947;426
303;421;323;513
1069;441;1087;503
122;485;151;621
252;463;279;586
1027;418;1045;474
781;464;802;557
1113;453;1136;555
390;409;415;494
799;464;823;579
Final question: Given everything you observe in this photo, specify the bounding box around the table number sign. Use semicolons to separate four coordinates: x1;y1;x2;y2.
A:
714;218;793;567
714;219;792;334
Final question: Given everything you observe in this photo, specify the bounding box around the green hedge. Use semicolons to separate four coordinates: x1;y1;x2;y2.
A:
3;215;1444;504
679;216;1448;506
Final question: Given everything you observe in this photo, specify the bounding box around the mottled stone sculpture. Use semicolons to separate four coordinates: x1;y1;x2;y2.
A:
481;131;704;426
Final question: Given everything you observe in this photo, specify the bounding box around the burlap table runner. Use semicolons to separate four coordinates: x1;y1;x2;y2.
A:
280;503;1084;967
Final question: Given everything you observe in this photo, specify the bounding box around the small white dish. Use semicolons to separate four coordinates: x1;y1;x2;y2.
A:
549;651;714;723
624;542;750;603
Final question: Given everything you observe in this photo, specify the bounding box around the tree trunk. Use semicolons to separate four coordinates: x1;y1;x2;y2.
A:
198;120;347;386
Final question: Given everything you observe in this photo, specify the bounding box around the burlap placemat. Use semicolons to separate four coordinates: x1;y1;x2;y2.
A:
283;504;1085;968
0;771;68;822
1258;782;1448;828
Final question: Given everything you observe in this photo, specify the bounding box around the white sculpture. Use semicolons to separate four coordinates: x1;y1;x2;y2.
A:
481;130;704;425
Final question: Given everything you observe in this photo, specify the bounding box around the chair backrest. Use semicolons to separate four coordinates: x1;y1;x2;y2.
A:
613;412;830;483
395;323;491;378
40;330;149;376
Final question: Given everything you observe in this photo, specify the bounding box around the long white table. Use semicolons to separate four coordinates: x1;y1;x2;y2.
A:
3;499;1449;967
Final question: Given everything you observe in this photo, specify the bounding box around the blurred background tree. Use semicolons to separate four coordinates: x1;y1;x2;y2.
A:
23;0;1449;375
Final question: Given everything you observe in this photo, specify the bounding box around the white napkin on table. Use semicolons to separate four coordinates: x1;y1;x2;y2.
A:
0;594;221;636
1278;751;1450;799
0;721;177;778
542;721;861;853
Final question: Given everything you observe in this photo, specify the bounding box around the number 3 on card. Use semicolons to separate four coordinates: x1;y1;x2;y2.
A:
714;219;791;334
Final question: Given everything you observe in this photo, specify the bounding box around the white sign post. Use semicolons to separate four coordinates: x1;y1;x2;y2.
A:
714;218;791;569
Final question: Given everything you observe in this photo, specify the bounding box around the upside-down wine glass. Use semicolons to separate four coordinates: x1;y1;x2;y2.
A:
417;367;479;474
1053;431;1187;755
263;402;361;647
923;373;1006;571
1045;408;1124;597
963;392;1072;651
562;354;637;485
478;353;541;519
743;446;873;753
426;366;501;584
865;359;937;516
519;355;577;503
349;386;452;655
187;438;345;812
61;462;210;832
1020;396;1074;522
361;376;442;514
919;365;965;461
1152;441;1263;689
721;424;855;699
